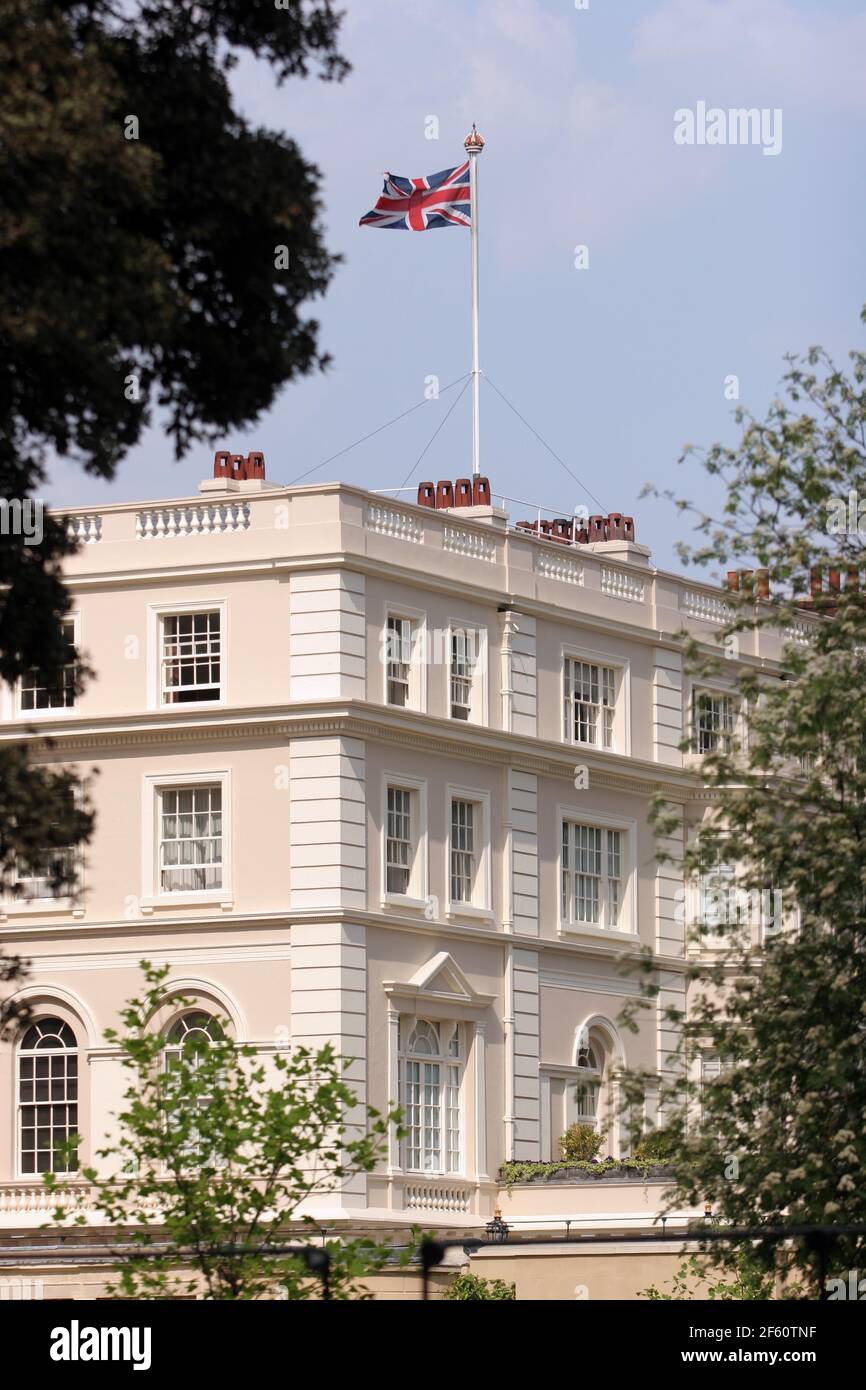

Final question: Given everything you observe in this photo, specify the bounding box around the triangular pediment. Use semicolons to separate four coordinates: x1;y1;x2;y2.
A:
408;951;475;1001
384;951;494;1011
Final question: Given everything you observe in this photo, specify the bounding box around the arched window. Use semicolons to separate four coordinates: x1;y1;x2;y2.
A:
398;1019;462;1174
162;1011;225;1162
164;1011;224;1073
18;1018;79;1174
575;1039;602;1124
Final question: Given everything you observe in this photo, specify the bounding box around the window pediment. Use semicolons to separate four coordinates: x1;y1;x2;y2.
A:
384;951;494;1016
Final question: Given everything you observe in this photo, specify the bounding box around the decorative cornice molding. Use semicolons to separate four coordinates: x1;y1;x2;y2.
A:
0;905;690;974
1;700;705;799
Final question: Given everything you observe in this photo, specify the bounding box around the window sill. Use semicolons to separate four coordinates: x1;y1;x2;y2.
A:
13;708;78;721
157;697;225;712
445;904;494;923
140;893;233;913
558;922;639;943
382;893;428;912
0;900;81;920
564;738;618;755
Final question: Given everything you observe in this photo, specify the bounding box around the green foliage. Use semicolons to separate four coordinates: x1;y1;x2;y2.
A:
45;964;402;1299
0;1;348;1004
444;1272;517;1301
498;1156;669;1191
641;1253;776;1302
559;1124;606;1162
631;304;866;1295
632;1129;676;1164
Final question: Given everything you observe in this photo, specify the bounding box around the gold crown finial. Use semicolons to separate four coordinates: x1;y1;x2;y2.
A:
463;124;485;152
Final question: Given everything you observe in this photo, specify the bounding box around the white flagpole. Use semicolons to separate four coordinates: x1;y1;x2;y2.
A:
464;125;485;478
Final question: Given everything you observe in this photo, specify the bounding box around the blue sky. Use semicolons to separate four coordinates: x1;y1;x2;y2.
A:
46;0;866;575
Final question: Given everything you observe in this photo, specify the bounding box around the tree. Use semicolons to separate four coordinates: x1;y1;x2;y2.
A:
47;964;401;1299
0;0;348;992
640;1252;777;1302
626;305;866;1296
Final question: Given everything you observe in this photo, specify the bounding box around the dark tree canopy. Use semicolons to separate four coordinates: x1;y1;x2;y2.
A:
0;0;349;1007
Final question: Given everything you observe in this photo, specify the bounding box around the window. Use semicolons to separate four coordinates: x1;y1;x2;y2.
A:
13;848;76;902
398;1019;462;1174
450;799;476;903
698;853;735;933
385;616;412;707
385;786;414;895
164;1011;224;1161
561;821;624;929
19;620;77;712
165;1010;224;1063
574;1042;601;1126
18;1019;79;1175
700;1051;723;1128
450;628;482;721
159;785;222;893
694;691;735;754
161;611;221;704
564;659;616;749
447;791;490;914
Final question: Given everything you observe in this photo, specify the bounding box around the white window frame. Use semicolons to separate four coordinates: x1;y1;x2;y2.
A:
558;804;637;938
16;613;80;719
381;774;428;909
8;847;79;911
1;790;84;918
690;847;737;951
561;645;630;755
447;621;488;725
147;599;227;712
17;1017;80;1178
141;770;233;911
691;685;738;756
445;785;492;919
382;605;426;712
397;1017;464;1176
569;1042;603;1129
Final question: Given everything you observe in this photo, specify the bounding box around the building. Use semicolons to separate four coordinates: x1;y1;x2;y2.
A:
0;455;810;1298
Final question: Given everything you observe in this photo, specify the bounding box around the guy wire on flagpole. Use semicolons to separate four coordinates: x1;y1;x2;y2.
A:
464;125;485;479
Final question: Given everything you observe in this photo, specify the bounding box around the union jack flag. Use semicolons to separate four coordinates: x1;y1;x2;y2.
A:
359;161;471;231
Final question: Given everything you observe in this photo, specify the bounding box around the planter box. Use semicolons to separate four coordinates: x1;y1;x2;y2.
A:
516;1165;674;1185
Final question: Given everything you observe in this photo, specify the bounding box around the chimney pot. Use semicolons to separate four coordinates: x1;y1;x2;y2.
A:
454;478;473;507
417;482;435;509
472;476;491;507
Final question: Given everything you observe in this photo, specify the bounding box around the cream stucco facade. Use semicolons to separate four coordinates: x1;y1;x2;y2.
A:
0;464;810;1297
